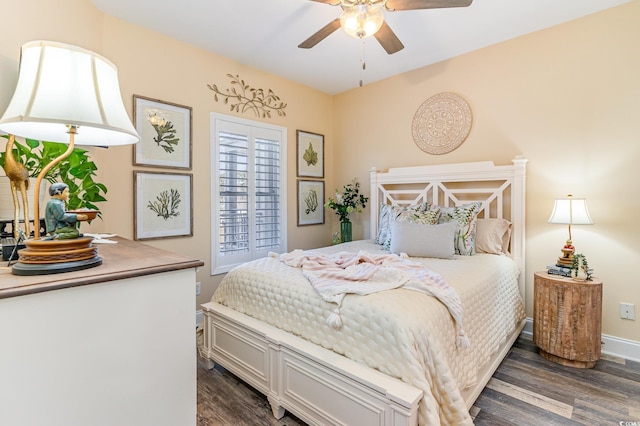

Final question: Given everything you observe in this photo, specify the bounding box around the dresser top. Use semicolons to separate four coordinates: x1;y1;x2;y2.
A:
0;237;204;299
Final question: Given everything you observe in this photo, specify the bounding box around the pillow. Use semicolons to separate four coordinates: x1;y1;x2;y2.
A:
389;220;456;259
437;201;483;256
475;218;512;255
395;206;440;224
375;202;431;247
374;203;395;245
382;206;440;250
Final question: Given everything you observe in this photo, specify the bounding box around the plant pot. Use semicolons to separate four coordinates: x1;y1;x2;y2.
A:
340;221;352;243
0;177;47;221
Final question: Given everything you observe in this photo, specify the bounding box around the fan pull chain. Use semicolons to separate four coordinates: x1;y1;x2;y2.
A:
359;39;366;87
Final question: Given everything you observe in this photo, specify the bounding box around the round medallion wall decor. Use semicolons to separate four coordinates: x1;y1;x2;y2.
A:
411;92;472;155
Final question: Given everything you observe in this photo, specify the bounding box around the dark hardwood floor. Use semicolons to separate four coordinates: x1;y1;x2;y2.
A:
197;336;640;425
472;337;640;425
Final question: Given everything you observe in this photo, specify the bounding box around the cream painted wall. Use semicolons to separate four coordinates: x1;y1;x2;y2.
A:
1;0;637;343
0;0;335;310
98;16;335;307
0;0;103;113
333;2;640;342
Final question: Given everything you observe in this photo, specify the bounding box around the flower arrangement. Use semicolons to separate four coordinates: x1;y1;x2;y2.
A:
325;179;368;223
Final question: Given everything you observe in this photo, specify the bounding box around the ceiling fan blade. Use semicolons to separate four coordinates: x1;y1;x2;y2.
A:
374;21;404;54
385;0;472;11
298;18;341;49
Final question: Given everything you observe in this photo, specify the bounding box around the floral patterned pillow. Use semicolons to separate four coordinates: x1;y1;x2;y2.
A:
375;203;395;245
437;201;483;256
376;203;440;250
375;202;431;246
395;207;441;224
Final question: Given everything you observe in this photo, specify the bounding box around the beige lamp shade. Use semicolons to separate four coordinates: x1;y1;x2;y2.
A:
0;40;139;146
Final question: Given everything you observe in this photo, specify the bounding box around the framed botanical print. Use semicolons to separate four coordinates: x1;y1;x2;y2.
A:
134;171;193;240
297;180;324;226
133;95;192;169
296;130;324;178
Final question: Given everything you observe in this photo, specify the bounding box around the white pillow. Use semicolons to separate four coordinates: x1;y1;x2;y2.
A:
389;220;456;259
475;218;512;254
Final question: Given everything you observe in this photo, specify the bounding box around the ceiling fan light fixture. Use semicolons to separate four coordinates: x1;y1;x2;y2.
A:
340;4;384;39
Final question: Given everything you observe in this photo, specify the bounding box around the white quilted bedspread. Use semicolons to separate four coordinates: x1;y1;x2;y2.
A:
212;240;525;425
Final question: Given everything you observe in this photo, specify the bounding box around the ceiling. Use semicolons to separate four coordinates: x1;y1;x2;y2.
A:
90;0;629;95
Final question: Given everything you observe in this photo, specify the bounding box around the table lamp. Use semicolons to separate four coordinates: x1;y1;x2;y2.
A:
548;194;593;267
0;40;140;275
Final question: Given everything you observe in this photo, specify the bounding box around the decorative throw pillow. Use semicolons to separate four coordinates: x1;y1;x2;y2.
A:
375;202;431;247
374;203;395;245
475;218;512;255
437;201;483;256
395;206;441;224
389;220;456;259
382;205;440;250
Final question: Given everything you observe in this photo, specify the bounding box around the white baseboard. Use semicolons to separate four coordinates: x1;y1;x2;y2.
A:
600;334;640;362
196;310;203;328
522;317;534;335
522;317;640;362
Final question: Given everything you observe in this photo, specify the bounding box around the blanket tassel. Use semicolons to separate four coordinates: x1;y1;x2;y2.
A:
457;332;471;349
326;308;343;329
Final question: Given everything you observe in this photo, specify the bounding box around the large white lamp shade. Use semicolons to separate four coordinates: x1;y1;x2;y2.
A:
0;40;139;146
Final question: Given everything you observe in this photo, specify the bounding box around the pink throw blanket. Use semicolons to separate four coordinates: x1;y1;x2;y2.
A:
275;250;470;348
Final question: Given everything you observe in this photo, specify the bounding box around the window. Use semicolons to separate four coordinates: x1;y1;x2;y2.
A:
211;114;287;274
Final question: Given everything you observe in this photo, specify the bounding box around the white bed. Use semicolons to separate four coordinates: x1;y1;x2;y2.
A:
201;158;527;425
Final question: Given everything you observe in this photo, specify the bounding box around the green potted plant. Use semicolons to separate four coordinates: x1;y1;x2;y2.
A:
0;135;107;215
571;253;592;281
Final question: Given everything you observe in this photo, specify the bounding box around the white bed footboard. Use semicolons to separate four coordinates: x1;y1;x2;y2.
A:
202;302;422;426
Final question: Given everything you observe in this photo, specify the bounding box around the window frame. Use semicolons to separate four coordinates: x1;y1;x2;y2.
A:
210;113;287;275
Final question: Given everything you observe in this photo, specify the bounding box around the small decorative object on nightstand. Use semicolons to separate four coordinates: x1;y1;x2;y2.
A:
533;271;602;368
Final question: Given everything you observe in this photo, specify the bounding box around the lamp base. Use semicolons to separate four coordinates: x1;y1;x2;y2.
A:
11;237;102;276
556;256;573;268
12;256;102;276
556;240;575;267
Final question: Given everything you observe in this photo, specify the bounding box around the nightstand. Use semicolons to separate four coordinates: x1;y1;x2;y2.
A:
533;271;602;368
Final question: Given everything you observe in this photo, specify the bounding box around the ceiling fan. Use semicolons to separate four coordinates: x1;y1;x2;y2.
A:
299;0;473;55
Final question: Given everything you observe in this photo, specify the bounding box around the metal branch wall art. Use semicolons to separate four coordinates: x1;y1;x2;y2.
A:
208;74;287;118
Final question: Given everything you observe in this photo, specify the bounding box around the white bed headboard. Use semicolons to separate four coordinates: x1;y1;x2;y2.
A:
369;157;527;299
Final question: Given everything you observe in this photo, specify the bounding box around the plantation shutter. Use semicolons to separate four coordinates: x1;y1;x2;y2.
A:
211;114;286;274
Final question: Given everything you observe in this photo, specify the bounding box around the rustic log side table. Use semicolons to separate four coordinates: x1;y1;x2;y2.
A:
533;271;602;368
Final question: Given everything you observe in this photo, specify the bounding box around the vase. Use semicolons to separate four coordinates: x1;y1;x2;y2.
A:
340;220;352;243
